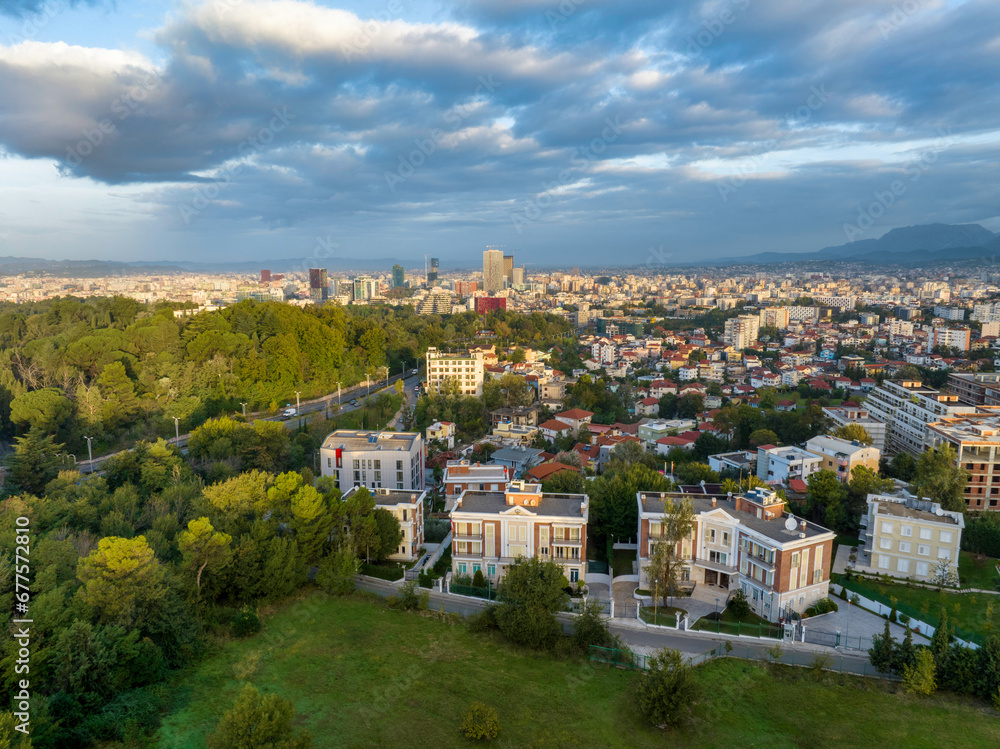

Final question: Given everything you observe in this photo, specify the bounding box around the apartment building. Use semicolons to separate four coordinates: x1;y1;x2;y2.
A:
925;409;1000;511
723;315;760;350
822;404;888;453
637;488;835;622
947;372;1000;406
756;445;822;486
443;460;512;497
863;493;963;582
804;435;881;482
930;326;971;352
758;306;791;330
449;480;588;583
343;486;426;561
864;380;977;456
320;430;425;493
425;346;486;396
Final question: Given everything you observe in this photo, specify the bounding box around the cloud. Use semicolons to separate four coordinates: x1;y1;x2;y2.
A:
0;0;105;19
0;0;998;263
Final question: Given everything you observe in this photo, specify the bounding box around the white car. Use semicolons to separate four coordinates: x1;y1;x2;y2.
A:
283;407;298;417
412;369;419;375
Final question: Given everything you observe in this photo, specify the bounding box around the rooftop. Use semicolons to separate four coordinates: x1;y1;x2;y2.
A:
322;430;420;452
453;489;588;519
344;486;426;507
868;493;964;527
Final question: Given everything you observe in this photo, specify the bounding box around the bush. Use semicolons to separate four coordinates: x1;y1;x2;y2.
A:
232;607;261;638
804;598;839;617
572;598;611;653
838;586;848;601
461;701;500;741
634;648;700;729
727;590;750;619
468;604;499;633
473;569;486;588
424;518;451;543
317;547;359;595
392;581;427;612
418;570;435;588
903;649;937;696
360;562;404;582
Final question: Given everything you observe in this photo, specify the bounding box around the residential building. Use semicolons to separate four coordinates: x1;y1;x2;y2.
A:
933;306;965;321
392;264;405;288
553;408;594;431
758;306;790;330
351;276;379;301
865;380;977;456
538;419;575;441
425;346;486;396
925;410;1000;511
503;254;514;284
723;315;760;350
483;248;505;292
947;372;1000;406
756;445;822;486
490;445;544;476
930;326;971;352
539;379;566;405
804;435;881;482
443;460;511;496
343;486;426;561
450;480;589;583
823;404;888;452
426;420;456;449
636;396;660;417
475;296;507;314
308;267;328;303
320;430;425;493
416;289;453;315
637;488;835;622
707;450;756;476
863;493;963;582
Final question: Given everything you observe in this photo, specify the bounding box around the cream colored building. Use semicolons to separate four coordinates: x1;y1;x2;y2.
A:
425;346;486;396
804;435;881;482
863;493;964;583
343;486;427;562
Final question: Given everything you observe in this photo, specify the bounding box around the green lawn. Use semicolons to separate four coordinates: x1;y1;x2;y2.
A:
158;592;1000;749
959;551;1000;591
612;548;637;577
840;575;1000;641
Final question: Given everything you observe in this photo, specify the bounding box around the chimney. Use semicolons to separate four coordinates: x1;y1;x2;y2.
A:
800;520;807;531
712;497;717;508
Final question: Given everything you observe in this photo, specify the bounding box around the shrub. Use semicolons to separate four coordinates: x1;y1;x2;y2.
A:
727;590;750;619
992;685;1000;714
838;586;848;601
473;569;486;588
232;607;261;638
418;571;435;589
359;562;404;582
461;702;500;741
468;604;499;633
634;648;700;729
889;604;898;623
317;547;359;595
393;581;427;611
903;649;937;696
572;598;612;653
810;652;834;673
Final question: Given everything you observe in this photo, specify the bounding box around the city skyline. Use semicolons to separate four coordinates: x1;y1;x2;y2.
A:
0;1;998;265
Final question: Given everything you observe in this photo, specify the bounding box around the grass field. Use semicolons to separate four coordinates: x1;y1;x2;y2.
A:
612;548;637;576
959;551;1000;590
157;592;1000;749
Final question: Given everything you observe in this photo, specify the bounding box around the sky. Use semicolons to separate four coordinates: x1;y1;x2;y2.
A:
0;0;999;268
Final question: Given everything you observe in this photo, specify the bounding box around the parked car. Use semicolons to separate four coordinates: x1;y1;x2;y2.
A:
283;407;297;417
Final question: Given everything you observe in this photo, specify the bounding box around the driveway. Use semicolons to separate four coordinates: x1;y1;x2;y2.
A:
803;599;925;647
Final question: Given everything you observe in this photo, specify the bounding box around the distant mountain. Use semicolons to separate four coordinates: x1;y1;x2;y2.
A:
0;256;188;277
704;223;997;267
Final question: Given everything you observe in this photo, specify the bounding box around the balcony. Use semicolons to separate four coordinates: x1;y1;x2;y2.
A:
453;532;482;542
452;550;483;561
744;553;775;571
694;557;737;574
551;538;583;548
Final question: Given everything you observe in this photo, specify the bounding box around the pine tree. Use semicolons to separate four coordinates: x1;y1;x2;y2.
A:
930;607;951;669
902;649;937;696
868;619;898;674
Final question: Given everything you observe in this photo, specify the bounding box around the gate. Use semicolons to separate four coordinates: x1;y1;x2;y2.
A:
614;602;638;619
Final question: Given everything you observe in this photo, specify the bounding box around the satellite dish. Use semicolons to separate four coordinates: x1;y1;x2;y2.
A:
784;516;798;531
935;508;944;516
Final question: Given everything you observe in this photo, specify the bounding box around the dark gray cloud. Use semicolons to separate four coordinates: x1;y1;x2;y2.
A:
0;0;998;263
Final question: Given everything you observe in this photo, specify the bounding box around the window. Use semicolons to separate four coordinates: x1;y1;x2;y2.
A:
915;561;929;577
708;529;716;543
487;564;496;576
939;531;953;544
897;559;910;574
374;460;380;470
812;568;822;584
723;532;730;546
877;555;890;569
917;544;930;557
473;563;481;573
353;459;360;469
879;538;892;550
898;541;911;554
790;552;800;568
938;548;951;561
919;527;932;540
900;525;913;537
881;522;893;535
397;460;403;470
508;527;516;541
570;569;579;582
458;563;467;575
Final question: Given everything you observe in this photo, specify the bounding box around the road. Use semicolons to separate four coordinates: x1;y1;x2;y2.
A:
78;371;421;473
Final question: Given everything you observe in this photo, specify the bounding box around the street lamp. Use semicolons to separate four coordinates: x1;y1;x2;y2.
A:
239;402;247;417
366;371;372;397
173;416;180;444
84;436;94;473
294;391;301;412
336;381;342;406
715;597;720;621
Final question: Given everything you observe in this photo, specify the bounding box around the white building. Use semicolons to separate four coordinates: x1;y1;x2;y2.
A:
822;404;888;453
320;430;425;493
864;380;977;456
425;346;486;396
863;493;964;583
343;486;426;561
483;248;505;292
723;315;760;350
756;445;822;486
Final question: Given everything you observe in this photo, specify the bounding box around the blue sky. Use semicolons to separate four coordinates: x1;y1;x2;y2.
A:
0;0;998;267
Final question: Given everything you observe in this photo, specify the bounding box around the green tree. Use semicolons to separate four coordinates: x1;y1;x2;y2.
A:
588;464;672;543
644;498;695;607
9;387;73;435
290;484;335;564
316;546;359;595
372;508;404;562
572;597;612;653
177;517;233;591
206;683;312;749
902;649;937;696
868;619;898;674
748;428;778;447
6;427;64;495
495;557;568;650
833;423;873;445
634;648;700;728
77;536;167;629
677;393;704;419
911;444;969;513
805;469;848;532
97;360;139;428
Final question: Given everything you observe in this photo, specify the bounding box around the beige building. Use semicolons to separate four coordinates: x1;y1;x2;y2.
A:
863;493;964;582
864;380;977;456
758;306;790;330
723;315;760;350
804;435;881;482
449;480;588;584
425;346;486;396
822;404;888;453
343;486;427;561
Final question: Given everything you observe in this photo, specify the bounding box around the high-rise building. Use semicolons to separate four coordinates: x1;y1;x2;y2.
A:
308;268;328;303
758;307;790;330
723;315;760;350
425;346;486;396
483;248;504;292
475;297;507;315
503;254;514;284
455;281;478;296
261;269;271;285
930;327;971;352
512;267;525;286
427;257;439;285
865;380;977;456
352;276;379;301
392;264;405;288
